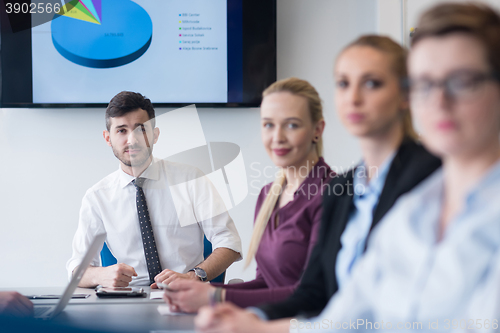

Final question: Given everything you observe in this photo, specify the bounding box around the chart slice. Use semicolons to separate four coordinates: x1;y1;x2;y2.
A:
57;0;100;24
74;1;99;23
92;0;102;22
80;0;101;23
52;0;153;68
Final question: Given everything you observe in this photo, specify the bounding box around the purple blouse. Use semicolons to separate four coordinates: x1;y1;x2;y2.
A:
220;158;334;307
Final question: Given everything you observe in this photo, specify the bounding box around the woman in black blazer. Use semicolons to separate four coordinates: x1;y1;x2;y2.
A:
195;35;441;332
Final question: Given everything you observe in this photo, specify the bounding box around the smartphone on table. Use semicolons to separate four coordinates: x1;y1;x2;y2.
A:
95;286;146;298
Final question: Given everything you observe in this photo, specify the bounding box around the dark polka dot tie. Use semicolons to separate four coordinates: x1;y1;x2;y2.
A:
132;178;163;284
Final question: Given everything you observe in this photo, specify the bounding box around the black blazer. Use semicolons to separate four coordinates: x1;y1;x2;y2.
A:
259;139;441;319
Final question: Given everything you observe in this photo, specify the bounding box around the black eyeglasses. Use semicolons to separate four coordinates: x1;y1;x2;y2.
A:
407;69;500;104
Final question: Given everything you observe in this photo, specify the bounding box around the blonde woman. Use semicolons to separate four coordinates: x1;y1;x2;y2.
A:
163;78;334;312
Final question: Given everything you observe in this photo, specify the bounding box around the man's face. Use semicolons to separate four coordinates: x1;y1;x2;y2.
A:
103;108;159;170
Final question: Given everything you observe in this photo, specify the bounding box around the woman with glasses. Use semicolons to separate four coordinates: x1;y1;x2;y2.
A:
194;34;442;333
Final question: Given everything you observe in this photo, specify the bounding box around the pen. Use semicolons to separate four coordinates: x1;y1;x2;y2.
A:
157;282;174;291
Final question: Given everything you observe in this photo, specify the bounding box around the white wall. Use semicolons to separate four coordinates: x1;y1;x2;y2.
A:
377;0;403;44
0;0;377;288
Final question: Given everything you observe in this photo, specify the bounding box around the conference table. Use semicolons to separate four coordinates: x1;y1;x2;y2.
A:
1;287;196;333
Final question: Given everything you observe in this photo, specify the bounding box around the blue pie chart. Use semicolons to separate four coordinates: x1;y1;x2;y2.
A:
51;0;153;68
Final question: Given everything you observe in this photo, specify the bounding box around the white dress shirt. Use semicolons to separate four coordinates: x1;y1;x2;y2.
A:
295;160;500;332
67;157;242;285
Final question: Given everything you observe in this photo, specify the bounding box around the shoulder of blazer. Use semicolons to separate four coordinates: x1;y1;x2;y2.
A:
390;139;442;191
322;169;355;208
371;138;442;227
320;169;356;236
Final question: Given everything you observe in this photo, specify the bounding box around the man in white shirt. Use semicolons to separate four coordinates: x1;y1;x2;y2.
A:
67;91;242;287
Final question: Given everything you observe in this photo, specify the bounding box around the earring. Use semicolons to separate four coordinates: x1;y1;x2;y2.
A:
312;136;319;143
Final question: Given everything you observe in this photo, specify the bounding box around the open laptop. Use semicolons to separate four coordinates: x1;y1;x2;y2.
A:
33;233;106;319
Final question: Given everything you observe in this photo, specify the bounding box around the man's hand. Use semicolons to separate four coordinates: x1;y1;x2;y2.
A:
99;263;138;287
78;263;138;288
150;269;198;288
0;292;34;317
163;279;214;313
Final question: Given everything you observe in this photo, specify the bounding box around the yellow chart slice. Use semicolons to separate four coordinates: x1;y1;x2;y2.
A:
74;1;99;23
57;1;100;24
80;0;101;24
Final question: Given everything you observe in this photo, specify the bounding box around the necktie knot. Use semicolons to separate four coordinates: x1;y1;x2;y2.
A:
132;178;146;188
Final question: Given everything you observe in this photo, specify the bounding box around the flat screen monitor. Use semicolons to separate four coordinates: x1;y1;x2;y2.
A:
0;0;276;107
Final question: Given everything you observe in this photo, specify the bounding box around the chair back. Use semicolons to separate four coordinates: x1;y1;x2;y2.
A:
100;242;117;267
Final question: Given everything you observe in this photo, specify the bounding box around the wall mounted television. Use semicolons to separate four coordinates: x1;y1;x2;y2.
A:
0;0;276;108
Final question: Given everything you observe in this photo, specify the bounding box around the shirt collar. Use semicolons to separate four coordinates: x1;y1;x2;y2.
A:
464;158;500;208
118;156;161;188
418;158;500;238
354;151;396;198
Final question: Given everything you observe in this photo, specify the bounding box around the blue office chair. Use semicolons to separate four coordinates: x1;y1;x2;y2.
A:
100;242;117;267
100;236;225;283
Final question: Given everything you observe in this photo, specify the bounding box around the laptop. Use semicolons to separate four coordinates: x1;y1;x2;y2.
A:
33;233;106;319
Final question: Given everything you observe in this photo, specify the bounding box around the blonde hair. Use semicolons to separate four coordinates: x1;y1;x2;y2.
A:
244;77;324;268
244;169;286;268
341;35;418;140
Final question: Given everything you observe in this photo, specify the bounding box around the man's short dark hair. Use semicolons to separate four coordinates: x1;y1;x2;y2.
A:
105;91;156;131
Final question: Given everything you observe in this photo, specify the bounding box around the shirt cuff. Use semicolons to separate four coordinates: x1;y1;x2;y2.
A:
211;245;243;261
246;307;269;321
66;258;100;281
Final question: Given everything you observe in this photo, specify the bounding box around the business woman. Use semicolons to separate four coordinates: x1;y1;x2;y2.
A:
194;34;441;333
163;77;335;312
196;3;500;332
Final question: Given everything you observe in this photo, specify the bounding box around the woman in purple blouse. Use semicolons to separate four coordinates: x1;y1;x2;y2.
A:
163;77;334;312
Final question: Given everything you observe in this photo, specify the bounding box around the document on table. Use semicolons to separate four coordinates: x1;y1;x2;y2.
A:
150;291;164;299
